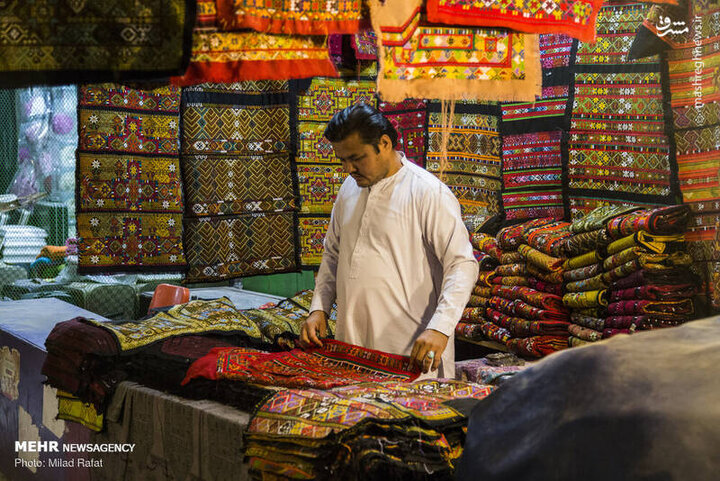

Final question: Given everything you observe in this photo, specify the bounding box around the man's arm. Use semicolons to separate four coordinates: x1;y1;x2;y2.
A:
301;205;341;347
412;186;479;371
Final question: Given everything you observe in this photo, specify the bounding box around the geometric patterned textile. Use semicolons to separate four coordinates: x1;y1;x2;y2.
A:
215;0;361;34
426;102;503;218
82;298;263;352
298;215;331;267
294;76;376;267
76;84;186;273
0;0;195;88
170;0;337;85
666;1;720;310
181;339;421;389
378;98;428;167
370;0;541;102
567;2;678;220
426;0;604;43
181;81;299;282
501;85;569;221
246;379;494;480
183;212;298;283
540;34;575;70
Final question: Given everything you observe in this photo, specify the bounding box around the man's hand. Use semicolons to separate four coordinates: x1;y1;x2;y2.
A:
300;310;328;348
410;329;449;373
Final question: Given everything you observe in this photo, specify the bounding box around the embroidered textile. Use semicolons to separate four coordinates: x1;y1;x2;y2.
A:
607;232;684;256
540;34;574;69
563;290;609;309
297;77;376;214
518;245;564;272
564;263;603;283
491;286;565;311
0;0;195;88
610;285;696;302
527;264;564;284
426;0;604;43
570;205;642;234
427;103;503;217
378;99;428;167
56;390;104;432
568;324;602;342
493;276;529;287
171;4;337;85
496;264;528;277
569;336;590;347
607;299;694;316
607;205;691;238
611;267;700;290
629;0;692;59
298;214;330;267
353;27;378;60
506;336;568;358
604;247;643;271
216;0;361;35
487;297;567;322
529;278;563;295
605;315;684;330
563;229;613;257
455;358;528;385
83;298;262;352
564;250;602;270
497;218;554;251
525;221;573;257
184;212;298;282
77;84;185;273
486;309;570;338
565;274;608;293
471;233;504;261
501;252;525;265
182;340;421;389
370;0;541;102
468;295;491;307
571;312;605;331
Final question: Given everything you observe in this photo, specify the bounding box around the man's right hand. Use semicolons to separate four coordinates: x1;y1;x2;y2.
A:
300;310;328;348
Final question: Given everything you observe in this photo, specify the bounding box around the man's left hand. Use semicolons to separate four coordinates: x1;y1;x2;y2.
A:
410;329;449;373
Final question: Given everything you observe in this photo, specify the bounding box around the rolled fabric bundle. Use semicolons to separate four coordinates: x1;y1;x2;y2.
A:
519;244;564;272
568;324;602;342
486;308;569;337
527;264;564;284
456;322;485;340
570;312;605;331
492;276;530;287
564;274;608;293
563;289;609;309
473;285;493;298
563;228;612;257
611;268;701;291
526;222;573;257
506;336;568;358
497;219;554;251
478;271;497;287
602;259;641;284
605;231;685;256
606;204;691;239
603;247;643;271
563;263;602;283
604;316;640;329
474;250;499;270
471;233;504;261
468;295;491;307
641;252;694;270
488;296;567;322
610;285;697;302
570;205;640;233
496;263;528;277
568;336;591;347
564;250;602;270
602;328;632;339
490;286;565;311
528;278;562;296
605;316;683;330
607;299;694;316
462;307;486;323
479;321;514;344
500;252;524;264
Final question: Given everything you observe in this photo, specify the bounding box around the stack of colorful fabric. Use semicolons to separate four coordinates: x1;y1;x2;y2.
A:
244;379;494;481
562;205;700;347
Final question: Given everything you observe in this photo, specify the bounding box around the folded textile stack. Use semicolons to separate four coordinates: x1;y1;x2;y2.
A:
460;224;570;358
245;379;494;481
563;205;700;347
455;353;530;386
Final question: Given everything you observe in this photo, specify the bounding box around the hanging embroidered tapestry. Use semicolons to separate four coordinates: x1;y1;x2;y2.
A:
567;2;678;220
181;81;299;282
170;0;337;85
76;84;186;273
295;77;376;268
369;0;541;102
426;102;503;218
426;0;604;43
666;1;720;309
378;99;428;167
215;0;361;35
0;0;195;88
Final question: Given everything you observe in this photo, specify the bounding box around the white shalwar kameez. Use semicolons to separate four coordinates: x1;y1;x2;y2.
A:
309;155;479;378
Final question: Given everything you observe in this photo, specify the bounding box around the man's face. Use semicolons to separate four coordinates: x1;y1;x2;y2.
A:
331;132;394;188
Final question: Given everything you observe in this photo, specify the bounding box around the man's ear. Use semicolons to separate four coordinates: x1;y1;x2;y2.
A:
378;134;393;152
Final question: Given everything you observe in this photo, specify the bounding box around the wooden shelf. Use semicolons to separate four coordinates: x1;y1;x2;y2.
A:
457;337;509;353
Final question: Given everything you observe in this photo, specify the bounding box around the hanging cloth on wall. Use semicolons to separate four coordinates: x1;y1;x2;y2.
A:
369;0;541;102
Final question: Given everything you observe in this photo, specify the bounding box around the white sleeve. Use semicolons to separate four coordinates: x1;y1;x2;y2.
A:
422;186;479;336
309;203;340;315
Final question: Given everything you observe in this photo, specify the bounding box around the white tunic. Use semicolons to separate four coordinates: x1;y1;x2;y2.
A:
309;155;479;378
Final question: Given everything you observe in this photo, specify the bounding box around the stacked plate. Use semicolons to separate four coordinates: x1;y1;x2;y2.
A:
0;225;47;264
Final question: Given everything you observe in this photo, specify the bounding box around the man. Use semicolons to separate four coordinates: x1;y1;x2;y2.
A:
300;103;478;377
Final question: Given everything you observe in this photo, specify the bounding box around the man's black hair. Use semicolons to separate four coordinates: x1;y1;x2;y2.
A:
323;103;398;152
